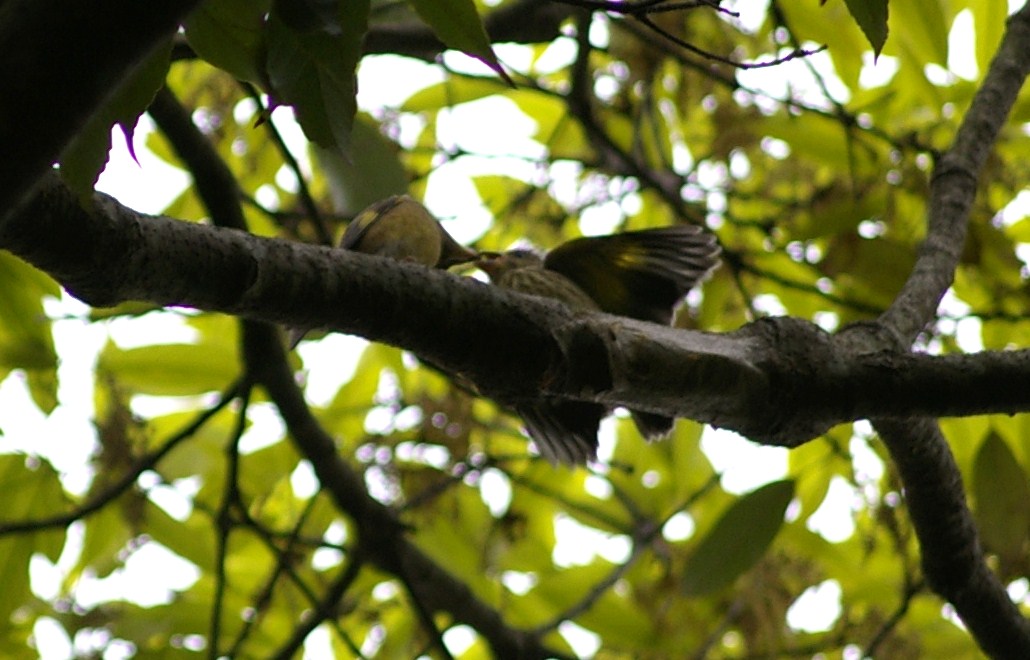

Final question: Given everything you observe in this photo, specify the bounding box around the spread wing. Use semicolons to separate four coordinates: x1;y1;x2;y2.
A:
544;226;720;324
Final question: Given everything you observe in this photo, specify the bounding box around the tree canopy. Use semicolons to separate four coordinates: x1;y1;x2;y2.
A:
2;0;1030;657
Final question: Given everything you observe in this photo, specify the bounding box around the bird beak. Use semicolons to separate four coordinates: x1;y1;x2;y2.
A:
474;251;503;274
438;244;479;269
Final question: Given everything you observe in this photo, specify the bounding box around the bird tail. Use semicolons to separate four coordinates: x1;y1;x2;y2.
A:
516;400;604;466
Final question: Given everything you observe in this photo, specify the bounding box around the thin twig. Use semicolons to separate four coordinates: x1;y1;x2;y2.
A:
0;380;245;536
209;383;251;660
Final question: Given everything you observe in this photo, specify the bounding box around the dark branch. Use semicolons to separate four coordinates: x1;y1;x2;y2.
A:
148;86;248;232
636;14;823;69
880;4;1030;342
877;419;1030;656
0;380;243;536
864;6;1030;657
10;181;1030;444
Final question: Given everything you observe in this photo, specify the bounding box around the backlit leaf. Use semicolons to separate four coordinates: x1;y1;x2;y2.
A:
406;0;509;82
59;38;173;195
97;342;240;396
843;0;889;56
973;433;1030;567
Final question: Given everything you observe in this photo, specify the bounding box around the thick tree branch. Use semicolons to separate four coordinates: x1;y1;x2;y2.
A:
0;0;202;219
4;1;1028;656
0;172;558;400
7;180;1030;447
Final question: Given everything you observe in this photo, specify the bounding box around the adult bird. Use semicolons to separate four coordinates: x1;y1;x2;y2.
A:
336;195;476;269
289;195;477;347
476;225;720;465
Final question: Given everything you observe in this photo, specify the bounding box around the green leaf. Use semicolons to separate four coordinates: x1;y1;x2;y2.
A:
72;500;136;580
240;440;301;501
0;456;67;558
400;77;508;112
141;500;214;569
842;0;889;56
149;410;233;481
274;0;343;34
97;342;241;396
0;456;67;622
59;38;173;195
411;484;494;584
405;0;510;83
973;0;1008;76
88;301;165;322
312;114;409;215
682;480;795;596
886;0;948;67
788;437;841;521
780;1;867;88
757;114;852;170
496;485;560;572
507;89;591;161
264;0;369;151
973;433;1030;567
183;0;272;83
0;252;59;411
317;342;384;443
25;368;58;415
562;566;656;646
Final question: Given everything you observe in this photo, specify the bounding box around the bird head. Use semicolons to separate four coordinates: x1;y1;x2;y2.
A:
475;249;545;281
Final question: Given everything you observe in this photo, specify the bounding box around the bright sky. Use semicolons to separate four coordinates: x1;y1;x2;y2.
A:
10;5;1020;657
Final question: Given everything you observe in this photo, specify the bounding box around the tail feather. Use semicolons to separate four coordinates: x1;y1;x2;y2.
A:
517;400;604;465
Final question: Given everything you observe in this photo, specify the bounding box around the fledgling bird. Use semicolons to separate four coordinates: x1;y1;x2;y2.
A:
289;195;477;347
477;225;720;465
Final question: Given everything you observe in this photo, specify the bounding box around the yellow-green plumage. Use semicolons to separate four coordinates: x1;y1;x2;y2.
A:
289;195;476;347
338;195;476;268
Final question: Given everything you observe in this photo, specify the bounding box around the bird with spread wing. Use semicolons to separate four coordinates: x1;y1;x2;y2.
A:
477;226;720;465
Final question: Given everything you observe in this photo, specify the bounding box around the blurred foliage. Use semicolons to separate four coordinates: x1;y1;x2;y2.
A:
2;0;1030;657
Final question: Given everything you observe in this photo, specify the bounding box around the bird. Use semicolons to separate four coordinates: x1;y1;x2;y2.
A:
476;225;720;465
336;195;477;269
289;195;477;347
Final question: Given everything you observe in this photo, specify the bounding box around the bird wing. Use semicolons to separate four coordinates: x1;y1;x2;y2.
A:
543;226;720;324
338;195;405;250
